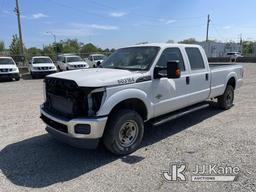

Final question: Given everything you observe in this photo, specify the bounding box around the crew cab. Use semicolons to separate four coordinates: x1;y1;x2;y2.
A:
29;56;57;78
0;57;20;81
40;43;243;155
56;54;89;71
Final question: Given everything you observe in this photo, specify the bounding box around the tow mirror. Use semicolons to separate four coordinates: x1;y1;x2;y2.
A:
167;60;181;79
154;60;181;79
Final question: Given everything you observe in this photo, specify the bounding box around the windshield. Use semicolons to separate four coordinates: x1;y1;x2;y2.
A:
94;55;105;60
33;58;53;64
0;58;15;65
101;46;160;71
67;56;83;62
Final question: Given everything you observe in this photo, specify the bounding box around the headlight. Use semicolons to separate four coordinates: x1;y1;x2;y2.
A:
87;88;106;116
12;68;17;72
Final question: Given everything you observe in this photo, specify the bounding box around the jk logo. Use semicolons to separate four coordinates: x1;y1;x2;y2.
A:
162;163;187;182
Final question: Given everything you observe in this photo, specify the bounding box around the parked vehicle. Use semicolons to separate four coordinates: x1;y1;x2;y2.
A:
56;54;89;71
40;43;243;155
0;57;20;81
88;54;106;67
226;52;243;62
29;56;57;78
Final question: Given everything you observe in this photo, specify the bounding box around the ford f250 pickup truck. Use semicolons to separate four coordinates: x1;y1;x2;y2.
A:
40;43;243;155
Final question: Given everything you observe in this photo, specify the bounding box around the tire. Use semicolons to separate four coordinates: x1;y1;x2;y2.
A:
218;85;234;110
15;76;20;81
31;73;35;79
103;109;144;155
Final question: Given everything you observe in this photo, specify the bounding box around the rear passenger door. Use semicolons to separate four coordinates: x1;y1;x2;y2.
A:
185;47;210;104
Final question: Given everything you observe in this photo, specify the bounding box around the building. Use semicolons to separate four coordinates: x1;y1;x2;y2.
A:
198;42;241;57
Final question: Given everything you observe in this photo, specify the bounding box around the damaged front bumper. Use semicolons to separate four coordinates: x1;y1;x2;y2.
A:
40;106;108;149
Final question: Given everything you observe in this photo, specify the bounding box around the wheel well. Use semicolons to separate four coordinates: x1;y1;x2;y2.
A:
227;77;236;89
110;98;148;120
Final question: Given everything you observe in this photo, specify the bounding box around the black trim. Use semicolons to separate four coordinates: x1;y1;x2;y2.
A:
136;75;152;83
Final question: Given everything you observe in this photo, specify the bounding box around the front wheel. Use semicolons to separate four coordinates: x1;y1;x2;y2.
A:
218;85;234;110
103;109;144;155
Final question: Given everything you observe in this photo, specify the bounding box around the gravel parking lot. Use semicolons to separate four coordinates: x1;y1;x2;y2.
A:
0;63;256;192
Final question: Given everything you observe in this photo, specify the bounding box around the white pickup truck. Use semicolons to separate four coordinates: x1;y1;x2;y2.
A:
0;57;20;81
40;43;243;155
29;56;57;78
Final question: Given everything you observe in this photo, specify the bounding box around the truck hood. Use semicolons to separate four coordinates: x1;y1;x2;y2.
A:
0;64;17;69
48;68;148;87
32;63;55;67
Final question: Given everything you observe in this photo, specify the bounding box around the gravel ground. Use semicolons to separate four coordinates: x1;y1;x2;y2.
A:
0;63;256;192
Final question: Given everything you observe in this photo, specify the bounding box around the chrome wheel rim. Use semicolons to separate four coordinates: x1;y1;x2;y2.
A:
118;120;139;148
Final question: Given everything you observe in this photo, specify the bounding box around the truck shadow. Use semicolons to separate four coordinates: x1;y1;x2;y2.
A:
0;105;222;188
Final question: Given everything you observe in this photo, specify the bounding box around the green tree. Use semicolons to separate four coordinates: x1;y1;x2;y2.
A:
62;39;81;53
80;43;98;53
0;41;4;52
9;34;23;56
178;38;199;44
26;47;42;58
242;41;254;56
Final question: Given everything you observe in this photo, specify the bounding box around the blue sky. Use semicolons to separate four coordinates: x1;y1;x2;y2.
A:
1;0;256;49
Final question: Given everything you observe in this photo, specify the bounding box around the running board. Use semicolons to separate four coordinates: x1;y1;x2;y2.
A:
152;102;210;127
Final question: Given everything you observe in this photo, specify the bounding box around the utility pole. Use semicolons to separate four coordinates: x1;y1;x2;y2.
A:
206;14;211;57
206;14;211;42
15;0;24;63
239;33;243;54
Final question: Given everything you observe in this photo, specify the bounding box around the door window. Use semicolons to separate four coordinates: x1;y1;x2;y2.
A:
156;48;185;75
185;48;205;70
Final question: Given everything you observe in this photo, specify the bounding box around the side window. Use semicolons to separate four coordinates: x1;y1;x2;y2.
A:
185;48;205;70
62;57;66;63
156;48;185;73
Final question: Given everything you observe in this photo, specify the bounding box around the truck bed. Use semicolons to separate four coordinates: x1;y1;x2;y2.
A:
209;63;240;69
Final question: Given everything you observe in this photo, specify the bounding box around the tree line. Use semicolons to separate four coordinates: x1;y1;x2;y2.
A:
0;35;256;59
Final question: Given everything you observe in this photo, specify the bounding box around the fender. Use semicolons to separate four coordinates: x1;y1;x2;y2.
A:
225;72;237;88
97;88;153;120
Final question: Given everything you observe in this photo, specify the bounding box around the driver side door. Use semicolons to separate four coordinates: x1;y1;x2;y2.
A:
152;47;191;117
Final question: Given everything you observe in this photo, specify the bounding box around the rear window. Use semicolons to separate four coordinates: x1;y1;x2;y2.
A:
185;48;205;70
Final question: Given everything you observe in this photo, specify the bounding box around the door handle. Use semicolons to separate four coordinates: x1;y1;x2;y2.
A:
205;73;209;81
186;76;190;85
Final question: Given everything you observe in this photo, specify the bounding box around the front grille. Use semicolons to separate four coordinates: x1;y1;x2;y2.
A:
44;77;95;119
37;67;51;70
41;114;68;133
0;68;12;72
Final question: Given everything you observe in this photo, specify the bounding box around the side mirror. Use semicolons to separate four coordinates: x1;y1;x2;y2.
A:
154;60;181;79
166;60;181;79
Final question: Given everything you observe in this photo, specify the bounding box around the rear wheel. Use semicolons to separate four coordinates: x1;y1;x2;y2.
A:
103;109;144;155
218;85;234;110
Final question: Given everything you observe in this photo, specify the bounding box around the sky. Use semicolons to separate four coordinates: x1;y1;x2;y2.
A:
1;0;256;49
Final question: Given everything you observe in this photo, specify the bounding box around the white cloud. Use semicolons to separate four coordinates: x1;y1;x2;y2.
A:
165;19;176;24
110;12;127;17
159;18;176;25
223;25;231;30
47;23;119;37
31;13;48;19
88;24;119;30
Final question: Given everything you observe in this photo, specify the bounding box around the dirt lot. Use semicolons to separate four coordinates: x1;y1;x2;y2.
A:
0;63;256;192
